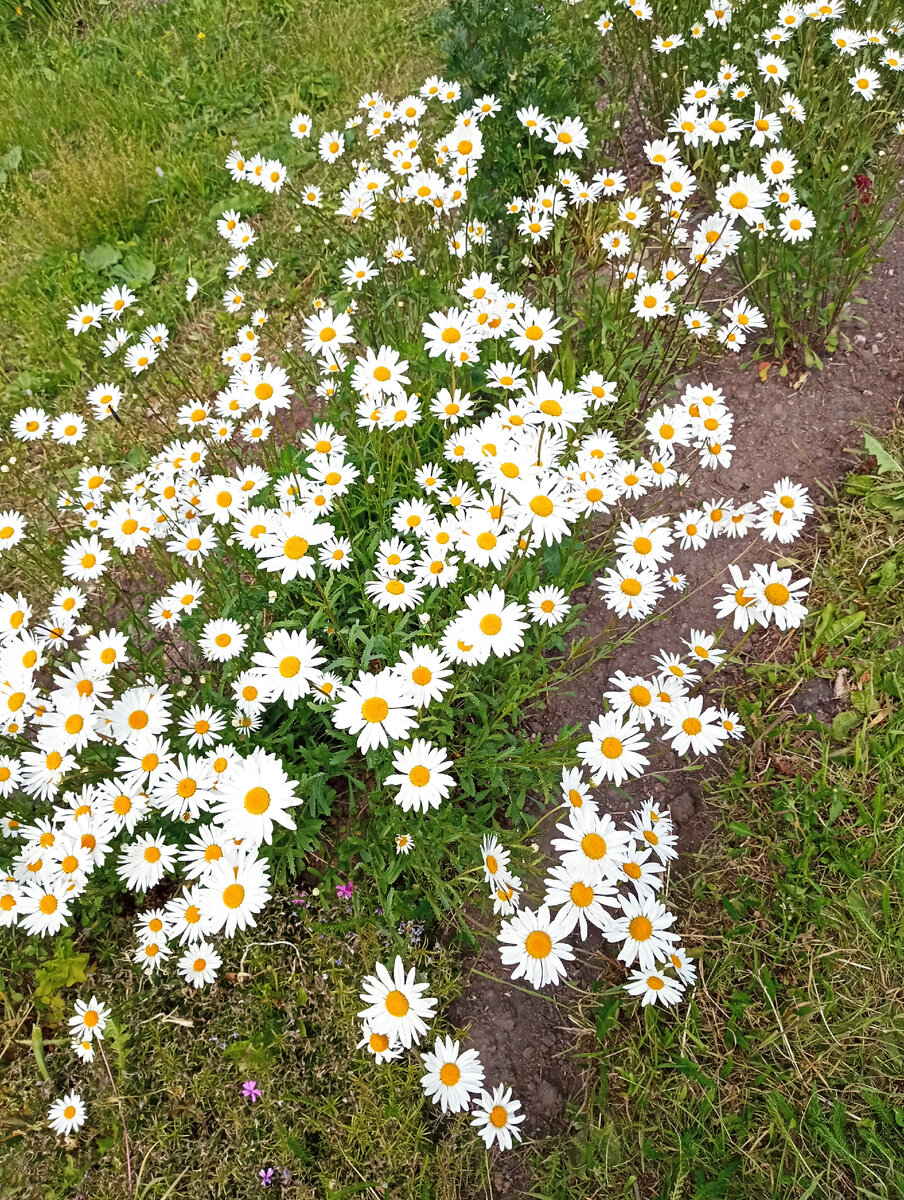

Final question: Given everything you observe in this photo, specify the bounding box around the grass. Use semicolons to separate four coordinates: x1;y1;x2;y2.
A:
0;0;440;412
0;896;483;1199
524;418;904;1200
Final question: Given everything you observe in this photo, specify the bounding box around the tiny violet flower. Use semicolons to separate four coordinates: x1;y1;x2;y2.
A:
335;880;357;900
242;1080;262;1103
259;1167;275;1187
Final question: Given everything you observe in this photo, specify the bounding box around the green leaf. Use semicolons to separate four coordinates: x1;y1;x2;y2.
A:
825;610;865;644
728;821;755;838
111;252;156;283
1;144;22;172
844;474;875;497
206;195;259;221
863;434;903;476
809;603;835;647
79;243;122;272
831;710;861;741
31;1024;50;1084
595;993;621;1041
32;938;90;1016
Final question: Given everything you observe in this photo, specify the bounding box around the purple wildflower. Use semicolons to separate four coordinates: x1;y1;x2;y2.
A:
242;1080;262;1103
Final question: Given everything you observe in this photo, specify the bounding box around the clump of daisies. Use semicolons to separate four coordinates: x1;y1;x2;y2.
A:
484;794;694;1008
44;994;113;1142
597;0;904;352
0;64;820;1160
357;954;525;1151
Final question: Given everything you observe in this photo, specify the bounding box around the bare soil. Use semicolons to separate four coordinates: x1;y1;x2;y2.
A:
448;231;904;1191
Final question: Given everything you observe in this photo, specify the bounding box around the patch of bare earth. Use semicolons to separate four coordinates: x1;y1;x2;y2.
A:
447;231;904;1193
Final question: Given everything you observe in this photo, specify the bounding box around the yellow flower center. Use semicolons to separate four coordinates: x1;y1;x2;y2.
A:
629;915;653;941
361;697;389;723
479;613;502;636
601;737;624;761
525;929;552;958
244;787;270;815
284;536;309;560
581;832;607;859
385;989;409;1017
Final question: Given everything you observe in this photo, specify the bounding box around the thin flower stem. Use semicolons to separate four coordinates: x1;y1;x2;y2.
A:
97;1039;133;1196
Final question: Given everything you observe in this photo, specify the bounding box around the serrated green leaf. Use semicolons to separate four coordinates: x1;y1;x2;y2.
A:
863;434;903;476
825;610;865;644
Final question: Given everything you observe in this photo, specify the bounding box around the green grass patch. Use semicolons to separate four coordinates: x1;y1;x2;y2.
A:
0;0;440;407
1;898;483;1199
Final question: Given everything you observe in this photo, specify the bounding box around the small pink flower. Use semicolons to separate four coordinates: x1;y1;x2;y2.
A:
242;1080;262;1103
